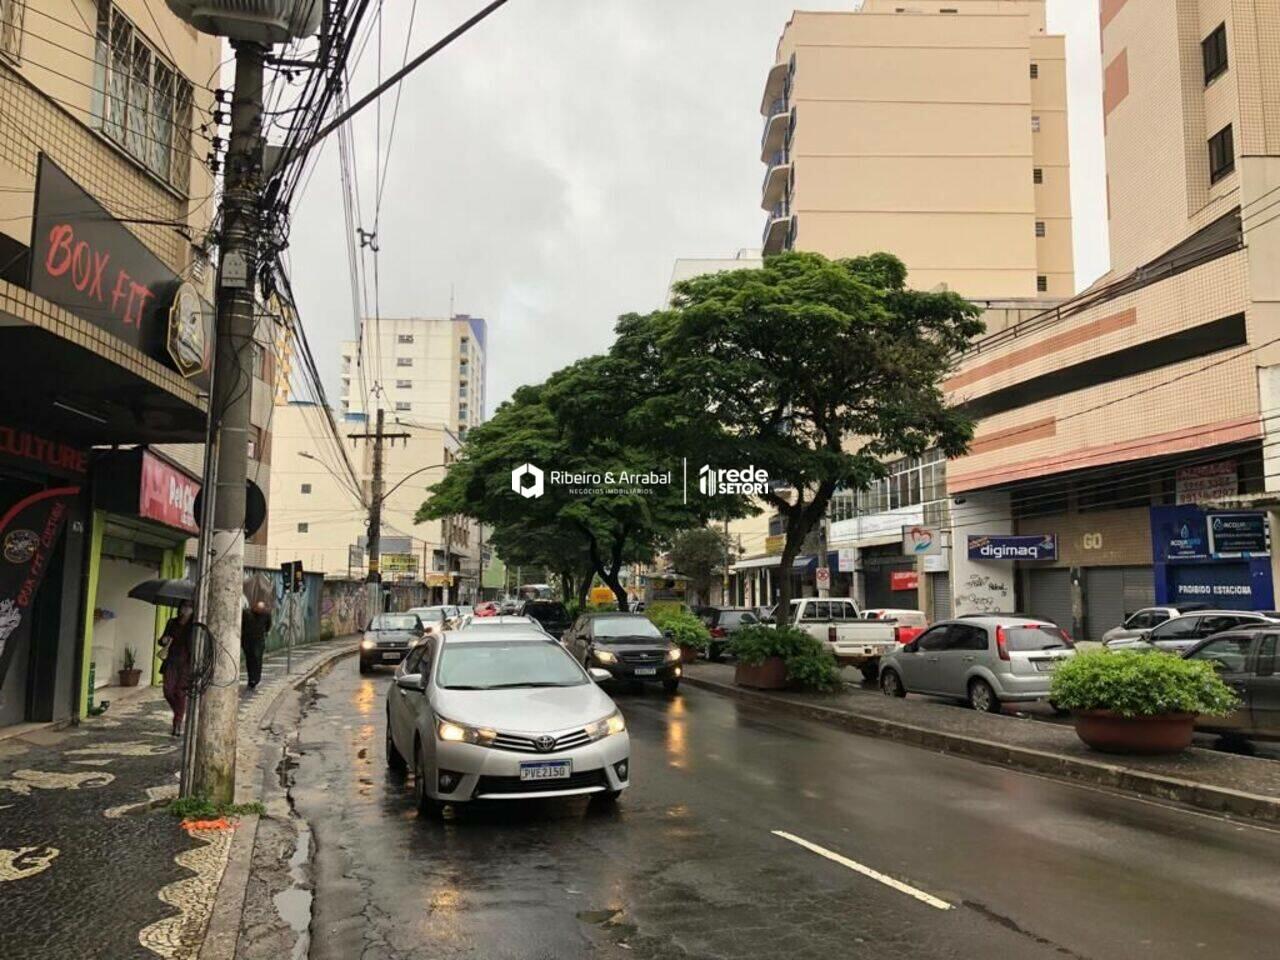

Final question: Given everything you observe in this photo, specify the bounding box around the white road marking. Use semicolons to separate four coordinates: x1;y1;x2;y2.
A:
772;830;953;911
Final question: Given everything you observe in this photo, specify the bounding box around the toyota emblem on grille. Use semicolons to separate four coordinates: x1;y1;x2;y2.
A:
534;735;556;753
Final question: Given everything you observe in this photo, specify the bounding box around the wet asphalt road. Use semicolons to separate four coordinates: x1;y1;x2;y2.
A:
292;664;1280;960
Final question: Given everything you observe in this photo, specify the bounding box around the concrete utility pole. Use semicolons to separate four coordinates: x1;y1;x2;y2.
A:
192;41;264;804
349;408;408;616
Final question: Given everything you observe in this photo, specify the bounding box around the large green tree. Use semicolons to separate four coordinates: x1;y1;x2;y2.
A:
617;251;983;625
668;526;731;606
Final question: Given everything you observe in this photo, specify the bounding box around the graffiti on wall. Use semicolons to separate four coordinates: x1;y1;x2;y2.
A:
319;581;368;638
243;568;322;653
954;573;1011;615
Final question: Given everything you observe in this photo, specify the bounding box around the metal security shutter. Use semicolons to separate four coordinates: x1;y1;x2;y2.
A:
1121;567;1155;615
1084;568;1124;641
928;572;951;623
1023;568;1073;630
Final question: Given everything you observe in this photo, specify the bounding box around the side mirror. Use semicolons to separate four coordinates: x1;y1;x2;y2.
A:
396;673;426;692
588;667;611;682
663;629;674;640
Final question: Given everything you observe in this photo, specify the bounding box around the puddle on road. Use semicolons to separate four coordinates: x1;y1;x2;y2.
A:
272;823;312;960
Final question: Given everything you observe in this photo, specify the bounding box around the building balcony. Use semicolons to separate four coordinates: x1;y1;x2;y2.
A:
760;101;791;159
760;61;789;114
761;151;792;210
761;204;794;256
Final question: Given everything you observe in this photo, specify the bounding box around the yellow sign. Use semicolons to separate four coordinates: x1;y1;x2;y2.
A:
425;573;454;587
765;535;785;556
589;586;615;604
382;553;418;574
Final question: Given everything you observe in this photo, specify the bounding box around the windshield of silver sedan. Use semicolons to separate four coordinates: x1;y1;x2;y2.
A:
437;641;587;690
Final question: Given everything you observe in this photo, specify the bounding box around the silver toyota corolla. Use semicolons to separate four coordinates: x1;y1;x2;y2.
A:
385;627;630;816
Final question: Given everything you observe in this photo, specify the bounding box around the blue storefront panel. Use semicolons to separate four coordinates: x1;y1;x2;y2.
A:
1151;506;1274;610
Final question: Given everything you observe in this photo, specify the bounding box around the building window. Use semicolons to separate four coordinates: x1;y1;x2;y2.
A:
395;379;412;389
1209;124;1235;183
1037;275;1048;293
397;334;414;344
831;449;945;520
1035;221;1046;238
1031;115;1041;132
459;384;468;398
297;523;309;533
0;0;25;60
1029;63;1039;79
395;401;411;412
396;357;412;367
91;0;193;193
1202;23;1228;85
300;483;312;494
1033;167;1044;185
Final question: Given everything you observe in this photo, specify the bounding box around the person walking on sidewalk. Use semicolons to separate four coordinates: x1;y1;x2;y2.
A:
242;599;272;688
159;601;195;736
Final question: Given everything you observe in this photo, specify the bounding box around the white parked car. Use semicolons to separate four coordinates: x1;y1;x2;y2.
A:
1099;605;1209;645
780;597;900;681
406;606;456;636
384;627;630;816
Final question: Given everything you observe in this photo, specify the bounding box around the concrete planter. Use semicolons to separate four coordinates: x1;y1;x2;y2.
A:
735;657;788;690
679;644;703;664
1073;709;1197;755
117;668;142;687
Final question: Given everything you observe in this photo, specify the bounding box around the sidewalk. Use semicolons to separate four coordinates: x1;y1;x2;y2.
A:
0;635;358;960
682;661;1280;825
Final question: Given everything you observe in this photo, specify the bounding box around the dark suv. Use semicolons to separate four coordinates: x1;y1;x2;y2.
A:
518;599;573;639
564;612;682;693
695;607;761;661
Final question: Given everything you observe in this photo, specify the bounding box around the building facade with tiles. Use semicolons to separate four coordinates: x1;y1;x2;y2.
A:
0;2;272;728
929;0;1280;640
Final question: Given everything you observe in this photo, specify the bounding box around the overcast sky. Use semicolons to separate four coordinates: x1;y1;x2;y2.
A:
287;0;1108;417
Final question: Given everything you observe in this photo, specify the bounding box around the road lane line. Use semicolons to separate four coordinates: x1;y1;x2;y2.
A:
771;830;953;911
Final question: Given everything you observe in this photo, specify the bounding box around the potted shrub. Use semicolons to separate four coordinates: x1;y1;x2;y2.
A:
729;625;840;691
1050;651;1239;755
646;604;709;663
118;646;142;687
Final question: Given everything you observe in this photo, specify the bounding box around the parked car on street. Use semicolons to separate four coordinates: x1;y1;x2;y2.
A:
564;612;683;693
406;606;455;636
863;608;929;645
385;626;630;815
695;607;762;660
1106;610;1278;655
782;597;900;681
1182;629;1280;741
456;614;546;634
359;613;425;673
1100;604;1211;645
473;601;500;617
518;599;573;639
877;616;1076;713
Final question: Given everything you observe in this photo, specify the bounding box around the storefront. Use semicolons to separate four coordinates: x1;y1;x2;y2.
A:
82;449;198;703
1150;505;1273;611
861;543;918;610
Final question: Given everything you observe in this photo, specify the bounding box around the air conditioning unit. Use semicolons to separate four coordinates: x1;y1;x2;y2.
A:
165;0;322;43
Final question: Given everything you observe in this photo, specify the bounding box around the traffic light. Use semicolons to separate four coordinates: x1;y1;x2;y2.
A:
281;560;304;593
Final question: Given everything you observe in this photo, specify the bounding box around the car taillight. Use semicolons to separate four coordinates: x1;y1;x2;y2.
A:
895;626;906;644
995;625;1010;661
711;626;726;638
1058;628;1074;648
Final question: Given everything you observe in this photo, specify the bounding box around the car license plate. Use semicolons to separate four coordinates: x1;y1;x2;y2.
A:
1034;660;1057;672
519;760;571;782
635;667;657;676
382;651;401;661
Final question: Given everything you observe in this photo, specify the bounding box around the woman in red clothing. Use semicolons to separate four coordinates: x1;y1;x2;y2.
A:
159;601;195;736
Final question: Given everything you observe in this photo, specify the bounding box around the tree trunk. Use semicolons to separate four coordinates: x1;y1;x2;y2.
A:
775;534;800;626
602;571;629;610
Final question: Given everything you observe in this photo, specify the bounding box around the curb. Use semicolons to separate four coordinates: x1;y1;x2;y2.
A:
682;674;1280;827
198;641;358;960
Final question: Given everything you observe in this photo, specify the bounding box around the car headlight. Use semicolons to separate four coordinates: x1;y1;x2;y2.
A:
593;649;618;664
360;637;375;650
435;717;496;746
585;709;626;741
666;647;682;661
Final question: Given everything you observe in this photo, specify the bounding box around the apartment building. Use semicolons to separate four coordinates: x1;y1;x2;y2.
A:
760;0;1074;299
340;314;487;440
932;0;1280;638
0;0;229;727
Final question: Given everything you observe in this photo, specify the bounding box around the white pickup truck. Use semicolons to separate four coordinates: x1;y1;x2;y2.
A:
777;597;901;680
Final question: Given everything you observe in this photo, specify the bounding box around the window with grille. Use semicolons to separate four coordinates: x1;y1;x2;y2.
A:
395;401;411;411
1035;221;1046;238
1037;275;1048;293
91;1;193;193
396;357;412;367
1033;167;1044;185
297;523;309;533
0;0;25;61
1202;23;1228;85
1031;115;1041;132
395;379;412;388
1208;124;1235;183
397;334;414;344
1030;63;1039;79
300;483;312;494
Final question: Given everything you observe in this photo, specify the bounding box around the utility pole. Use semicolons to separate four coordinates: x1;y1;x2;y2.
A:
722;517;731;605
349;407;409;616
191;41;264;804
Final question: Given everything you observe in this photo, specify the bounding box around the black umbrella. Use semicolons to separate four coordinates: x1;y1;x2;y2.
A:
127;578;195;606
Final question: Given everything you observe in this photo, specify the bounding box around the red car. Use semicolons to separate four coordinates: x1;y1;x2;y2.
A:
473;601;500;618
863;608;929;645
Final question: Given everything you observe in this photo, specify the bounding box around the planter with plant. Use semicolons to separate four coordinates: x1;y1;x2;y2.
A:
1049;650;1239;755
729;625;840;691
647;604;710;663
118;646;142;687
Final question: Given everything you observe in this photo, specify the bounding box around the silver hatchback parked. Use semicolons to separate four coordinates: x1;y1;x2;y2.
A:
877;616;1076;713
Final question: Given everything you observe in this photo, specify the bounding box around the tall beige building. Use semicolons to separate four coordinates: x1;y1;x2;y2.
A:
340;315;487;440
761;0;1074;299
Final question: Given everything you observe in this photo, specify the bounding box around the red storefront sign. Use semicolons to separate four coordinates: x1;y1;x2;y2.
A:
139;452;199;534
890;570;919;592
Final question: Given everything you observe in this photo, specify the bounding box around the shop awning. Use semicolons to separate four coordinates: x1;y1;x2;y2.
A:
732;554;815;572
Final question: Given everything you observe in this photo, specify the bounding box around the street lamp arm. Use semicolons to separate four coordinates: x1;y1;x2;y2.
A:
379;462;451;504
